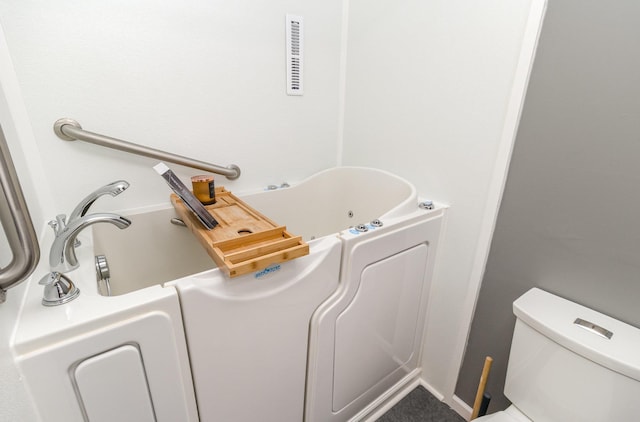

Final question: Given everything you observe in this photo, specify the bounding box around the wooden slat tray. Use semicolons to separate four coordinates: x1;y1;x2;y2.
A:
170;187;309;278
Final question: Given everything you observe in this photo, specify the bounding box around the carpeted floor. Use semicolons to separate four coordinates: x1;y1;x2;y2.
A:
376;386;466;422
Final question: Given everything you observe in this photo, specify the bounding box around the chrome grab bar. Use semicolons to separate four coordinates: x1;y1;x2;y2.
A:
0;124;40;303
53;118;241;180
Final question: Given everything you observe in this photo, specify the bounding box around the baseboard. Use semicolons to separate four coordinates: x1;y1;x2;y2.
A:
356;371;422;422
419;380;472;421
348;375;472;421
451;394;473;421
418;379;444;401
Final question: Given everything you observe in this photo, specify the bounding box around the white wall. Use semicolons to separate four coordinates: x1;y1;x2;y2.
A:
341;0;539;405
0;0;345;218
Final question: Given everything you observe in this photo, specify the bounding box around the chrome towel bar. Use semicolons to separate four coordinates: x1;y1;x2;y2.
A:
53;118;241;180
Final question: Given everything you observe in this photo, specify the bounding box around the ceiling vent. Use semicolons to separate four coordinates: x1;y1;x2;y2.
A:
286;14;304;96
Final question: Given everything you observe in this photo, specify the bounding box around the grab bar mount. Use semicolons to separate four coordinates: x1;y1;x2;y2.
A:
54;118;241;180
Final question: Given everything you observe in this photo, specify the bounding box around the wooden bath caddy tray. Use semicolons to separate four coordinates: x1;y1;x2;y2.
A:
170;187;309;278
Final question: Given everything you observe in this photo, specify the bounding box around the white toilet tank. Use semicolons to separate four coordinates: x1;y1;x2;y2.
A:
504;288;640;422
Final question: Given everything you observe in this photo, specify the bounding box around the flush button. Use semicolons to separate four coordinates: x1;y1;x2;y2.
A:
574;318;613;339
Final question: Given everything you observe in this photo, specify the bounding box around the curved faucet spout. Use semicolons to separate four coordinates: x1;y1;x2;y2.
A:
68;180;130;223
49;213;131;273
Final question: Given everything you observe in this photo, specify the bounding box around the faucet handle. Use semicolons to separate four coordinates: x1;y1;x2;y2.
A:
38;271;80;306
48;214;67;236
49;214;81;247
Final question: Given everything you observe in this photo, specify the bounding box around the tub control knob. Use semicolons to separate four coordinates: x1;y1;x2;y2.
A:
370;219;383;227
355;224;368;232
419;200;434;210
39;271;80;306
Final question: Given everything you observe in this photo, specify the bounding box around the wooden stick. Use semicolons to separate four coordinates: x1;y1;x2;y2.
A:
471;356;493;420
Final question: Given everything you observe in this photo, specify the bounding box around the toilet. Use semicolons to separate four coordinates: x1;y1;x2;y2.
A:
476;288;640;422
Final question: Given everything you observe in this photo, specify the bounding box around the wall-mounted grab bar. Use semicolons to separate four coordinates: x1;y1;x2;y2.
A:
0;124;40;303
53;118;241;180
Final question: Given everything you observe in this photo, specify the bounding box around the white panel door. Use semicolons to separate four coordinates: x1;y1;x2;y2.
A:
333;244;428;411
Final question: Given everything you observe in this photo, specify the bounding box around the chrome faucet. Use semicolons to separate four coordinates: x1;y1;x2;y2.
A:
41;180;132;305
67;180;130;223
49;213;131;273
48;180;132;272
48;179;129;244
41;213;129;306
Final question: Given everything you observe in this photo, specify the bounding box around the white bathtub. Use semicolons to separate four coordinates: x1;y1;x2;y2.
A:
13;166;445;422
90;166;417;296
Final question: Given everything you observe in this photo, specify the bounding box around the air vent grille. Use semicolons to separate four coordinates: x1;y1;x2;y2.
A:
286;14;304;96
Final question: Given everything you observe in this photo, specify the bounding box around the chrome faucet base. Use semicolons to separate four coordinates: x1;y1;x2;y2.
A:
39;272;80;306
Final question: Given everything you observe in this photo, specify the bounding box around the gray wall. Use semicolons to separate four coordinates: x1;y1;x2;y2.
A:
455;0;640;413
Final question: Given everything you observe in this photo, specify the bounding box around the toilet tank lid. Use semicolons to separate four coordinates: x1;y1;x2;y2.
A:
513;288;640;383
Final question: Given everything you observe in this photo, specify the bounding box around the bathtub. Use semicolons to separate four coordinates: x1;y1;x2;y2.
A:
13;167;445;422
